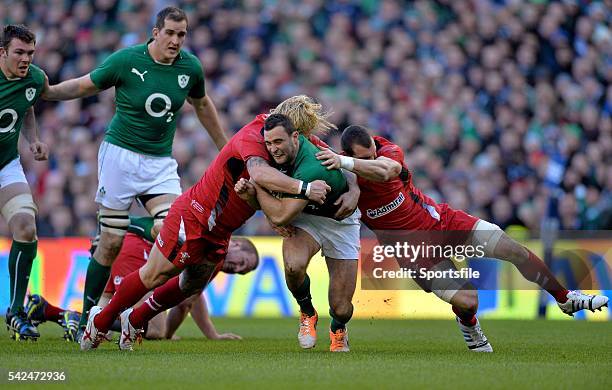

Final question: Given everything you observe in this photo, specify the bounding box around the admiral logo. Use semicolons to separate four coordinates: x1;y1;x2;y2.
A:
156;235;164;248
191;199;204;214
367;192;405;219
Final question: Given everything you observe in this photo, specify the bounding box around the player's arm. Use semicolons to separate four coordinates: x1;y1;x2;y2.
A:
187;95;229;150
190;294;241;340
316;148;401;182
42;73;100;101
253;182;308;226
246;156;330;205
22;107;49;161
127;216;156;242
334;170;360;219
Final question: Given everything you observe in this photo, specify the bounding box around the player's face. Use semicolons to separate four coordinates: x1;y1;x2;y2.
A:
223;241;256;275
153;18;187;61
0;38;35;78
264;126;299;165
351;140;376;160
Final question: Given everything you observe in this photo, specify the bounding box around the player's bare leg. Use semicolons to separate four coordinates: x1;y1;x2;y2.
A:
121;261;217;350
283;228;320;349
78;206;130;332
1;183;40;340
475;223;609;315
326;257;357;352
143;193;177;235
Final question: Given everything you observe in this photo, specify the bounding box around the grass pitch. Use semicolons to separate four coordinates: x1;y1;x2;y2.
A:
0;317;610;389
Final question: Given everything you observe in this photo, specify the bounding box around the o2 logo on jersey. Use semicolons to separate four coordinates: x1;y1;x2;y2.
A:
0;108;18;133
145;93;174;123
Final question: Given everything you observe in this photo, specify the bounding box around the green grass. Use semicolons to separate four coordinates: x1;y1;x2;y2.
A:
0;318;610;389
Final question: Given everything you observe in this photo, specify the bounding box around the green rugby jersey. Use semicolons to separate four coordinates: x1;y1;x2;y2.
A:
279;135;348;218
0;64;44;170
90;41;206;156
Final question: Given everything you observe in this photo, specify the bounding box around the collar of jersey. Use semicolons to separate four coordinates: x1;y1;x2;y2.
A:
144;38;182;65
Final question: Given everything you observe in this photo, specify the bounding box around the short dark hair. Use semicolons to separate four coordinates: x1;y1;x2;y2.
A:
341;125;373;156
155;6;188;30
264;113;296;136
2;25;36;49
233;237;260;270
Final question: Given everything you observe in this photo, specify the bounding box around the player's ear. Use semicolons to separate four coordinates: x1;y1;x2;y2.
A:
152;27;160;39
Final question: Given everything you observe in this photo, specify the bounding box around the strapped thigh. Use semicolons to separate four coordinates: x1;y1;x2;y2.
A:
1;193;37;222
98;209;130;236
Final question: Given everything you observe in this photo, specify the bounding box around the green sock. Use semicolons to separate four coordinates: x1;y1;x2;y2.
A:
330;314;346;333
78;256;111;328
291;274;315;316
8;240;37;314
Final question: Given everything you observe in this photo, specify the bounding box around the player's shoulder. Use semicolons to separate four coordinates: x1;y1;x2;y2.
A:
178;50;203;73
27;64;45;86
237;114;267;138
375;136;402;158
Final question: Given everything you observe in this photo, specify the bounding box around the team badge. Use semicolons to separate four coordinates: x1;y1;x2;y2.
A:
178;74;189;88
25;88;36;101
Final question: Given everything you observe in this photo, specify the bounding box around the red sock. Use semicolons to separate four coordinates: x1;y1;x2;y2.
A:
517;250;569;303
129;276;190;329
452;306;477;326
44;302;64;322
94;271;150;332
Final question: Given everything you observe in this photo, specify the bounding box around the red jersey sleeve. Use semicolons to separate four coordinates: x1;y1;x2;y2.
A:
308;135;330;149
236;130;270;162
378;144;404;164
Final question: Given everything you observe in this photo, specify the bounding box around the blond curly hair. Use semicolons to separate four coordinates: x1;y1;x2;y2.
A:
270;95;337;137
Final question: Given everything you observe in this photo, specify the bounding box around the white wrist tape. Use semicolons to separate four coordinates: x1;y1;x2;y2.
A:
305;182;312;198
339;155;355;170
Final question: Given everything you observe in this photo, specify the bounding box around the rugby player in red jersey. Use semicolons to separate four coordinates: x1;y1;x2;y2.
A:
27;216;257;341
317;125;609;352
79;96;356;351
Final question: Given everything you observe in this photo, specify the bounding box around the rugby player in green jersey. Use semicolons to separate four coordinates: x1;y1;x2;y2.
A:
236;114;360;352
42;7;229;334
0;25;49;340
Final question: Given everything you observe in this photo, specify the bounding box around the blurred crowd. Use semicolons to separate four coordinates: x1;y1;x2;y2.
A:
0;0;610;237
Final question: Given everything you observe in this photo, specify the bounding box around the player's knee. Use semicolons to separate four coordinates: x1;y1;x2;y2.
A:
139;266;171;290
10;214;37;242
95;234;124;264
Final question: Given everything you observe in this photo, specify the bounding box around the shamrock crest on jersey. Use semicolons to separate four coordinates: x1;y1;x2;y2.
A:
25;88;36;101
178;74;189;88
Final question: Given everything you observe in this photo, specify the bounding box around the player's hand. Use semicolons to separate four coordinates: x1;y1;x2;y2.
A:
234;178;256;200
307;180;330;204
316;148;342;170
211;332;242;340
268;218;296;238
334;190;359;219
30;141;49;161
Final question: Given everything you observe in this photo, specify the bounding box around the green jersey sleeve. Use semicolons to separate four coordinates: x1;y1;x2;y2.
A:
187;54;205;99
90;49;127;90
127;216;155;242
